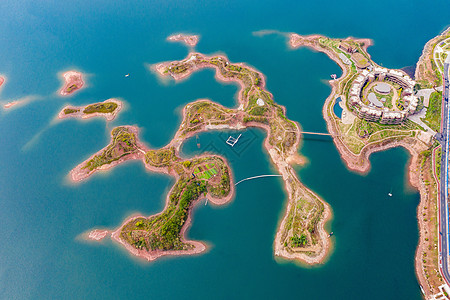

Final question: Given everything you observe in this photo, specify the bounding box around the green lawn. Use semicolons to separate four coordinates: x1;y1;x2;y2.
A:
83;102;118;114
422;91;443;132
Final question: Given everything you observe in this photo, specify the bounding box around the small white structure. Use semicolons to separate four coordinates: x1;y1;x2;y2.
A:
256;98;265;106
186;55;197;62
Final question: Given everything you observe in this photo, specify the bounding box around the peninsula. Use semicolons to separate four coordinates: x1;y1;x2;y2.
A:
287;29;450;298
58;99;122;121
79;52;331;264
167;33;199;47
59;71;84;96
153;53;331;263
75;125;233;260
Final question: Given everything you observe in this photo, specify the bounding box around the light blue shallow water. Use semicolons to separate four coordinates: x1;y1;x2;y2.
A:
0;0;449;299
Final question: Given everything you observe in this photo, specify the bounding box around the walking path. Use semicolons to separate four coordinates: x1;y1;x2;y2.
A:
433;37;450;75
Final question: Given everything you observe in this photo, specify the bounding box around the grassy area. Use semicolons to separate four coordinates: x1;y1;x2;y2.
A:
83;102;118;114
121;178;207;251
145;147;176;167
63;108;79;114
65;84;78;93
281;190;324;250
422;91;443;132
82;127;137;171
338;117;421;155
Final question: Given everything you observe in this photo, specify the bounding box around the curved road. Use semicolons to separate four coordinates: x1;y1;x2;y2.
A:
438;59;450;286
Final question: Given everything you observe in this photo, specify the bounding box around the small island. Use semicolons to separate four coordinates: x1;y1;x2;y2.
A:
58;99;122;121
4;101;20;109
0;77;19;109
88;229;109;241
59;71;84;96
3;95;38;110
286;29;450;298
167;33;199;47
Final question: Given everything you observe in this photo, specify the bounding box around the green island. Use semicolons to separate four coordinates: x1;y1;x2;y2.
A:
155;53;331;263
288;28;449;297
121;154;231;254
78;51;332;264
58;99;122;121
72;124;233;259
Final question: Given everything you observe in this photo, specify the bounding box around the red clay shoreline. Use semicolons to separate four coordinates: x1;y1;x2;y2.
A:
59;70;84;96
167;33;200;48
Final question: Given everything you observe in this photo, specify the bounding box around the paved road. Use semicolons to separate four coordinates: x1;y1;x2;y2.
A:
439;59;450;286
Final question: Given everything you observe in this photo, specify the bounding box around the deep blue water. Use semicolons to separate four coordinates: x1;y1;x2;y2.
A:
0;0;449;299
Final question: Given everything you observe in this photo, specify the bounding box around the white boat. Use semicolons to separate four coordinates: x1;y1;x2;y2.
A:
125;73;130;77
388;192;393;197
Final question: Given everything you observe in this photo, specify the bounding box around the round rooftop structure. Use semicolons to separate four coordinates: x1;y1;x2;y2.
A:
374;82;391;94
368;93;383;108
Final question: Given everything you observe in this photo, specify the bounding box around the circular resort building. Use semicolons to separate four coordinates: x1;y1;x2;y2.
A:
347;67;419;124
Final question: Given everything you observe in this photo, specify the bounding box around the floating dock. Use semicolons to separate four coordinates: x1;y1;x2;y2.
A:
226;134;242;147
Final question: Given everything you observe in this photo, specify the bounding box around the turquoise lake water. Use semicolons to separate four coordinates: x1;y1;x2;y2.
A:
1;0;450;299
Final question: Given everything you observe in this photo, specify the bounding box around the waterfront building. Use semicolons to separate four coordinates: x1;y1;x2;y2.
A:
344;65;420;124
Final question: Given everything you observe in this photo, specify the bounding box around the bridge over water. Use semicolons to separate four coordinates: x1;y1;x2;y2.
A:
235;174;283;186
